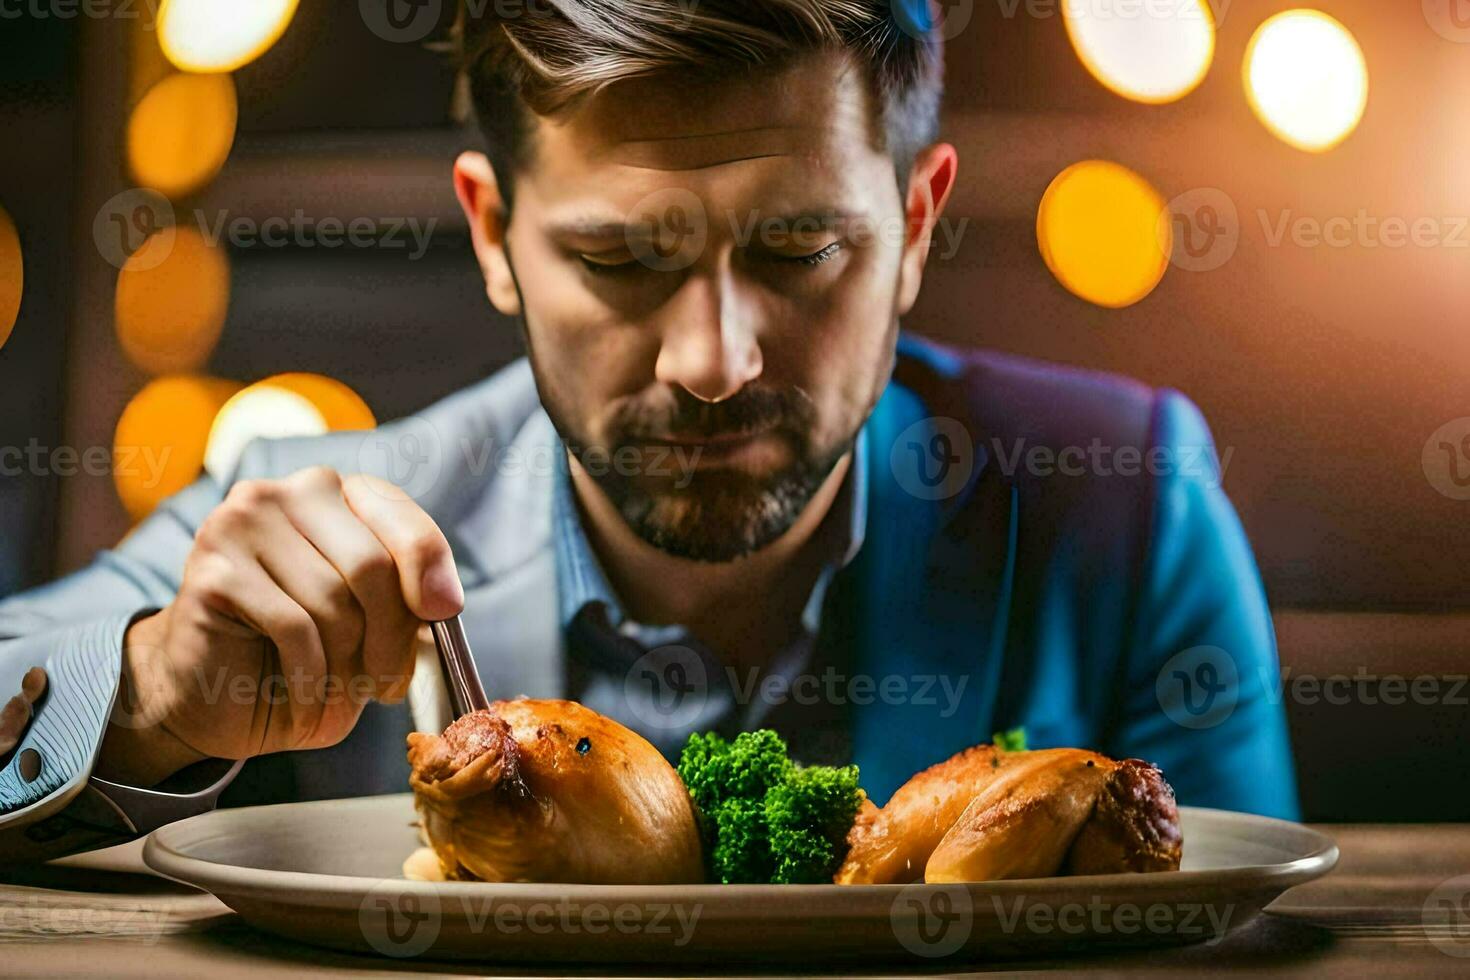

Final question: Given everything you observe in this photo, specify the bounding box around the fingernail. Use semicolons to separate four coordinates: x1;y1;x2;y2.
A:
21;667;45;702
420;563;465;619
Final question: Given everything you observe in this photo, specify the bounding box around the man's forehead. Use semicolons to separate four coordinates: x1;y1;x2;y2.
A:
606;126;817;171
544;52;877;174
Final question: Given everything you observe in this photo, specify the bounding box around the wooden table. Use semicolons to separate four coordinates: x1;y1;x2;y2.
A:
1;824;1467;978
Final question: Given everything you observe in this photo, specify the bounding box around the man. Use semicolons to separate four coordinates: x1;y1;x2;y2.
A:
0;0;1296;862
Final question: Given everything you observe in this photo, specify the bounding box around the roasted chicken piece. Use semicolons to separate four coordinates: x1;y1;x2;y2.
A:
1063;758;1184;875
406;698;704;884
836;746;1180;884
834;743;1015;885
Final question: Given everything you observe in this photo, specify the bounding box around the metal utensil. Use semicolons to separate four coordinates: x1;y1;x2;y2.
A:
430;616;490;718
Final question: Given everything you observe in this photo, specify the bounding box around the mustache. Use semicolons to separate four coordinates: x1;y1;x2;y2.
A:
608;384;816;442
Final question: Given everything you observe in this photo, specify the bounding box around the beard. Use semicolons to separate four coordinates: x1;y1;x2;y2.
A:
549;383;853;563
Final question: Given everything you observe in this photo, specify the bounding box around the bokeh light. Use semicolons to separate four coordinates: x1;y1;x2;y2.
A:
261;373;377;432
204;385;328;482
114;375;242;521
1037;161;1170;309
126;71;237;198
115;226;230;375
0;204;21;352
1064;0;1215;104
1244;9;1368;153
203;375;376;482
157;0;300;73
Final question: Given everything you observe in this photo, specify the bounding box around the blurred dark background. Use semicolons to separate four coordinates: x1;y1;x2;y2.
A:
0;1;1465;821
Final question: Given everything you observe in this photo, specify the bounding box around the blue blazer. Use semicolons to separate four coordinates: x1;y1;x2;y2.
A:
842;336;1297;816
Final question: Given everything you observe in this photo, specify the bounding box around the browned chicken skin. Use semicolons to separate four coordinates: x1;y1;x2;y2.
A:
1064;758;1184;875
835;743;1014;884
407;698;704;884
836;747;1181;884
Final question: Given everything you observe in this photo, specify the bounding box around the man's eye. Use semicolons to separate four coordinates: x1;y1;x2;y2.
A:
779;242;843;267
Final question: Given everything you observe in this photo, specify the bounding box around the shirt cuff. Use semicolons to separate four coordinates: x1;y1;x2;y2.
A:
0;613;132;817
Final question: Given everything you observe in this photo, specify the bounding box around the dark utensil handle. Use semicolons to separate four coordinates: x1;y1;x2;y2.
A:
431;617;490;718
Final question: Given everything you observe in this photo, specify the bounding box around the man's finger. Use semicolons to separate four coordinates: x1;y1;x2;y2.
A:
202;555;331;753
340;474;464;622
279;470;419;702
20;666;45;704
0;694;32;756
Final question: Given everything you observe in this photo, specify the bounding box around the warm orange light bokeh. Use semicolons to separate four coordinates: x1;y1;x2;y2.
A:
126;71;238;199
0;204;21;352
202;374;376;481
262;373;377;432
115;226;230;375
1244;9;1369;153
157;0;300;74
114;375;243;521
1037;160;1171;310
1064;0;1215;105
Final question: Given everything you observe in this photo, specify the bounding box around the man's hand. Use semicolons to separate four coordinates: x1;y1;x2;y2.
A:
97;467;463;788
0;667;47;758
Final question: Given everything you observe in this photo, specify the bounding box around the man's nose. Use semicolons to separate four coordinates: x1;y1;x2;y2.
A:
653;266;763;403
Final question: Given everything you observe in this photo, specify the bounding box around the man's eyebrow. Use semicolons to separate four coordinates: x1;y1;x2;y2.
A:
547;207;862;243
760;209;860;230
546;218;637;240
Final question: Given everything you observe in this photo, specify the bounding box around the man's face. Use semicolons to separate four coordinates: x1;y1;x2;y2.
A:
493;53;923;561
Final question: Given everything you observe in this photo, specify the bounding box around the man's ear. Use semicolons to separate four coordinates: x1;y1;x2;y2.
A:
895;142;959;317
453;151;522;316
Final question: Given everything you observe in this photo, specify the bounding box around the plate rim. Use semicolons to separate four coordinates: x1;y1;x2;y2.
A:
142;795;1339;903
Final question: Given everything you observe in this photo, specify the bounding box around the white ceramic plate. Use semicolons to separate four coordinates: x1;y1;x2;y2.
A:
143;793;1336;965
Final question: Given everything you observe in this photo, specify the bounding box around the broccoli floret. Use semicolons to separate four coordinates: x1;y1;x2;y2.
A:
676;730;863;884
992;726;1028;753
722;730;794;798
677;731;732;813
766;764;863;884
710;796;774;883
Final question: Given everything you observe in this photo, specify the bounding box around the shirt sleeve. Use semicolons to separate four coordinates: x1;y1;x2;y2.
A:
0;473;242;862
1108;389;1301;820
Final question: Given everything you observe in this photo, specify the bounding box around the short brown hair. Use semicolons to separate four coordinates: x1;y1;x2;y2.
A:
459;0;944;208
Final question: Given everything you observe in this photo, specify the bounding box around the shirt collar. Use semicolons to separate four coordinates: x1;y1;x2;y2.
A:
552;427;869;635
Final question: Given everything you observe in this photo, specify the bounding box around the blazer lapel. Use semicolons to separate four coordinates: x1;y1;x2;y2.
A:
842;351;1020;805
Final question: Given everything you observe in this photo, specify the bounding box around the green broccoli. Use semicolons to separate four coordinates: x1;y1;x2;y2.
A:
766;763;863;883
676;729;863;884
709;796;774;884
992;726;1028;753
